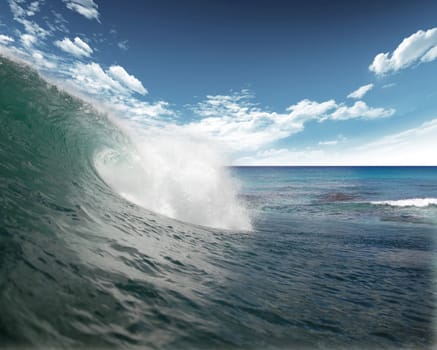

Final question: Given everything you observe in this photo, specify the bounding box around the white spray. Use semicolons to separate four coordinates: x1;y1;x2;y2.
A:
95;124;252;231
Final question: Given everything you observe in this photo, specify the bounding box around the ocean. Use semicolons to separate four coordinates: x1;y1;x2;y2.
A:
0;56;436;349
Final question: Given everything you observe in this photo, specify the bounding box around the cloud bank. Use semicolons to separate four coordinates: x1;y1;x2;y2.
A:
182;91;394;151
236;118;437;166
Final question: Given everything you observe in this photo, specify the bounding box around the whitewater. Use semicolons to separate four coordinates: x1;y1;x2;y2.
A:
371;198;437;207
1;56;436;349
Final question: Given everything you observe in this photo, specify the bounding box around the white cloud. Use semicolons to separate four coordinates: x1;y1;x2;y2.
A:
54;37;93;57
63;0;100;21
183;92;395;151
117;40;128;51
382;83;396;89
108;65;147;95
347;83;374;99
0;34;15;45
9;0;42;17
108;96;171;120
21;33;37;48
318;140;338;146
67;62;165;119
9;0;50;38
286;99;337;122
1;3;407;163
48;10;70;34
184;91;299;151
32;50;56;69
21;19;49;38
0;35;58;71
236;118;437;166
9;0;26;19
70;62;128;95
26;1;41;16
329;101;394;121
236;148;328;166
0;40;28;62
318;135;346;146
421;44;437;62
369;27;437;75
1;10;171;123
69;62;148;98
350;118;437;165
359;118;437;150
1;40;169;122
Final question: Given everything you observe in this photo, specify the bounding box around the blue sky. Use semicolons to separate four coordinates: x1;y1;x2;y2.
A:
1;0;437;165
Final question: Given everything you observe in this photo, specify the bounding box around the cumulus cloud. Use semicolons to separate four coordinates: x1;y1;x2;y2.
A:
183;91;394;151
286;99;337;122
0;34;15;45
70;62;128;95
347;83;374;99
69;62;148;96
369;27;437;75
63;0;100;21
54;37;93;57
108;65;147;95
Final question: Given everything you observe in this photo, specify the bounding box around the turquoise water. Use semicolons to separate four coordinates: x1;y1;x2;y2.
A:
1;56;436;349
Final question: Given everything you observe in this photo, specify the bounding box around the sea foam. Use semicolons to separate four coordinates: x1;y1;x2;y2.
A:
371;198;437;207
94;125;252;231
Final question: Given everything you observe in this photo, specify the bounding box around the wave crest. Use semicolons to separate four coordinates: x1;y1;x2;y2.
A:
371;198;437;208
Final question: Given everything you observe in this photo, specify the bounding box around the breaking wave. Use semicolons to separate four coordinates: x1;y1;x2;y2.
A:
370;198;437;208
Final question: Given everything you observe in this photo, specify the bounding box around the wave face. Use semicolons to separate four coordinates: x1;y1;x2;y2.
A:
0;56;251;348
371;198;437;207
